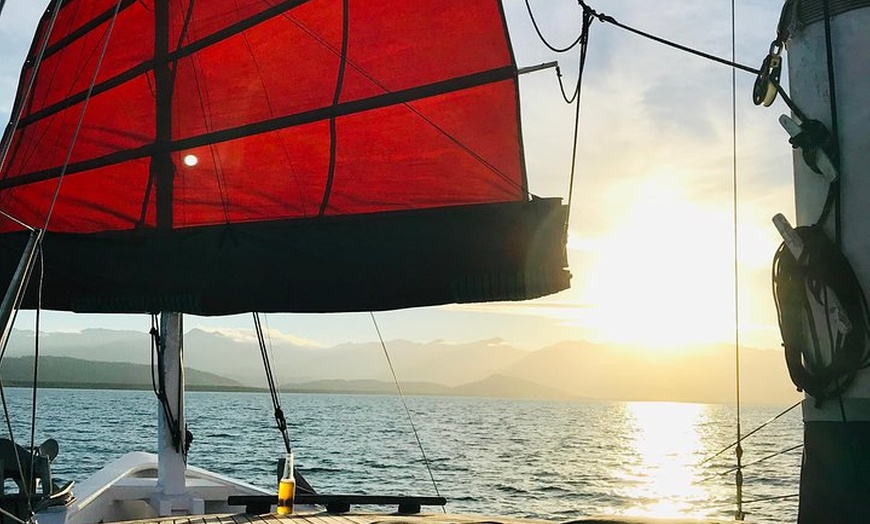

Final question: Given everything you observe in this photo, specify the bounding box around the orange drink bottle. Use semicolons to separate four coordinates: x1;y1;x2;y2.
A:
277;452;296;515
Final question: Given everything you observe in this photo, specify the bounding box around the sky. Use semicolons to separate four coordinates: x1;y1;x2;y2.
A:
0;1;796;352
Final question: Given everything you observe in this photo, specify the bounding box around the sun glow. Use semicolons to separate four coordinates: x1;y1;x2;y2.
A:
573;176;773;348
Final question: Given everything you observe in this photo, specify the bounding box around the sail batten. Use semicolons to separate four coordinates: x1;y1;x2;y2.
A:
0;0;571;313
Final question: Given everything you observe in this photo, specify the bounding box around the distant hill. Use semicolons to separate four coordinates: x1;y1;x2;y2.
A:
500;341;800;404
2;329;801;404
0;356;244;390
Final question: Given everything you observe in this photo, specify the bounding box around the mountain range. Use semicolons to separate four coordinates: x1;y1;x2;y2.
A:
1;328;801;404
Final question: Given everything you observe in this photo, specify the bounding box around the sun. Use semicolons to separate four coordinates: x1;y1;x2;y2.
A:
578;178;740;348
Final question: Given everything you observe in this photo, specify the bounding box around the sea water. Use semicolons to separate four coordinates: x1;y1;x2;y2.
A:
0;388;801;523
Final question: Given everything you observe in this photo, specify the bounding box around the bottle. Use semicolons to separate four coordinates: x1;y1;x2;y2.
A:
277;452;296;515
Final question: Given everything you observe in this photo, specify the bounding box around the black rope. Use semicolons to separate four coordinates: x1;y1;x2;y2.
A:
821;0;841;246
772;225;870;403
577;1;759;75
150;314;187;456
524;0;584;53
563;8;593;226
253;312;291;453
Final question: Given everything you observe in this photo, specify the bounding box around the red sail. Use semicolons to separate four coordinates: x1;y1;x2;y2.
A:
0;0;569;314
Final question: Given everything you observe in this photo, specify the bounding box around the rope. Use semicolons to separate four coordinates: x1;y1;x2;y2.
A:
821;0;842;246
524;0;584;53
577;1;759;75
563;8;593;226
253;312;292;454
149;314;187;457
369;313;444;512
772;226;870;402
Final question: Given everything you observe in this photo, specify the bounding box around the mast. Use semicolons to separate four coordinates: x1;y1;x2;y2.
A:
784;2;870;522
151;0;195;515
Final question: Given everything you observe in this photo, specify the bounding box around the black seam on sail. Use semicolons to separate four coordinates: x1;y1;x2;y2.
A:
318;0;350;216
41;0;137;60
153;0;174;229
0;67;515;190
17;0;313;129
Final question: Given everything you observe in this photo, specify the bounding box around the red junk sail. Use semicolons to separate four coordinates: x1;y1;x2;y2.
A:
0;0;569;314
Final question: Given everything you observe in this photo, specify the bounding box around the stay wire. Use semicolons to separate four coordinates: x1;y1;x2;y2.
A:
729;0;744;520
369;313;444;511
26;250;46;519
577;0;759;75
698;400;801;466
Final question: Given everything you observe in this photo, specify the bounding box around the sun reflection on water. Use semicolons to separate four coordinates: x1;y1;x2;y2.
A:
619;401;715;519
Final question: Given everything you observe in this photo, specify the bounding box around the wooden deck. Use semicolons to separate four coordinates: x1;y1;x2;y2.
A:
106;512;741;524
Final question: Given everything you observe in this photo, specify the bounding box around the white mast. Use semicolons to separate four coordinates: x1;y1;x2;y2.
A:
152;312;203;515
785;2;870;522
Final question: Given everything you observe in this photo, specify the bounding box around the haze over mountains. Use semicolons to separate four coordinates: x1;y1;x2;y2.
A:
2;328;801;404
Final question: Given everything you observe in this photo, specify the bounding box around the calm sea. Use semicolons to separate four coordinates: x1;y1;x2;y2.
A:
1;388;801;523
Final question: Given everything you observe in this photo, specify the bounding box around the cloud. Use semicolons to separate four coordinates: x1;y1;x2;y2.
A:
193;325;324;348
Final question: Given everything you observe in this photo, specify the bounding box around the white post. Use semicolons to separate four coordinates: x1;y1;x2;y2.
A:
785;3;870;523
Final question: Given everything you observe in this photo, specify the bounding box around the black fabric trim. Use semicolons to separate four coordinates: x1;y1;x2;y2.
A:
2;67;515;189
0;199;570;315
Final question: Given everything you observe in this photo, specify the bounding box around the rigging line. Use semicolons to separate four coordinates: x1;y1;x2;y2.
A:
0;0;62;175
26;250;46;519
564;8;592;226
741;493;800;504
716;444;804;478
0;0;63;232
150;314;184;454
524;0;584;53
821;0;841;246
0;506;27;524
253;312;292;453
0;211;33;231
41;0;125;233
369;312;444;511
698;400;801;466
730;0;744;520
0;379;31;501
578;0;759;75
